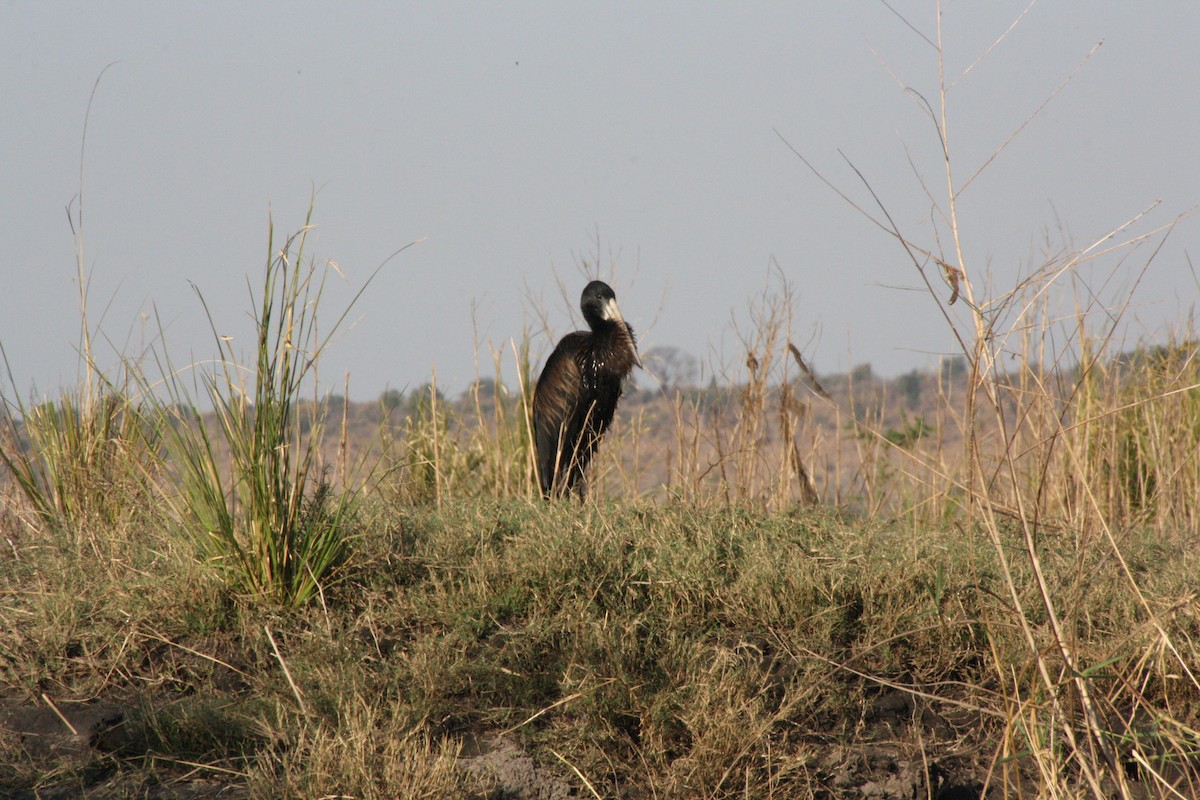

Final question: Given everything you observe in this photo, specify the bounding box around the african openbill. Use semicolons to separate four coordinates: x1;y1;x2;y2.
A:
532;280;639;498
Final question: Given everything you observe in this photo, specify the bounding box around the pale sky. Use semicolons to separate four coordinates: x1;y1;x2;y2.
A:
3;2;1198;401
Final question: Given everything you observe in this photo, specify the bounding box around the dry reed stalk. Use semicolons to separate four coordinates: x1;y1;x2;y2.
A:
430;371;442;509
512;337;539;501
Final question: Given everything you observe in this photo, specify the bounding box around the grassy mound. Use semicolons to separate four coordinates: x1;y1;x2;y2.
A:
3;499;1198;798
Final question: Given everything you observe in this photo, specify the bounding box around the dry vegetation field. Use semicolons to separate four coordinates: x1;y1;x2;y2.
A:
4;18;1200;796
2;212;1199;799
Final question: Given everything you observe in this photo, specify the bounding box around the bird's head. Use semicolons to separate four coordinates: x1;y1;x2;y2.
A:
580;281;622;327
581;280;641;367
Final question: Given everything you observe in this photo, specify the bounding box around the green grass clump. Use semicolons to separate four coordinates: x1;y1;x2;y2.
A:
0;386;160;544
148;211;370;607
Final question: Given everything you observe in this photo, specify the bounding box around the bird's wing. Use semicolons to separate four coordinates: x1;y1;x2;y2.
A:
532;334;586;492
533;339;583;430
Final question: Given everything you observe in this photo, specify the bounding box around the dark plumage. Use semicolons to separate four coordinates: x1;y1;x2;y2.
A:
532;281;639;498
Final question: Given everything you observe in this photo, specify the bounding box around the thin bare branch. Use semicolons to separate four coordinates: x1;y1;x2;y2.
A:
877;0;937;50
949;0;1040;89
959;40;1104;195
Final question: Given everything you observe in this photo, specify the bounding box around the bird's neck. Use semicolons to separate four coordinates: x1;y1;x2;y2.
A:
588;318;627;342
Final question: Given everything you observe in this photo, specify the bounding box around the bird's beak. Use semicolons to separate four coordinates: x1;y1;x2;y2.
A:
604;298;642;369
602;297;623;324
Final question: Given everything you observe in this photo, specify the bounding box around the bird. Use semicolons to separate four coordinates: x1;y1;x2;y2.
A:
532;280;639;498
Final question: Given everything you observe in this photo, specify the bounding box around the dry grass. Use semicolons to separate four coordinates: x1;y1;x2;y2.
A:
2;497;1198;797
